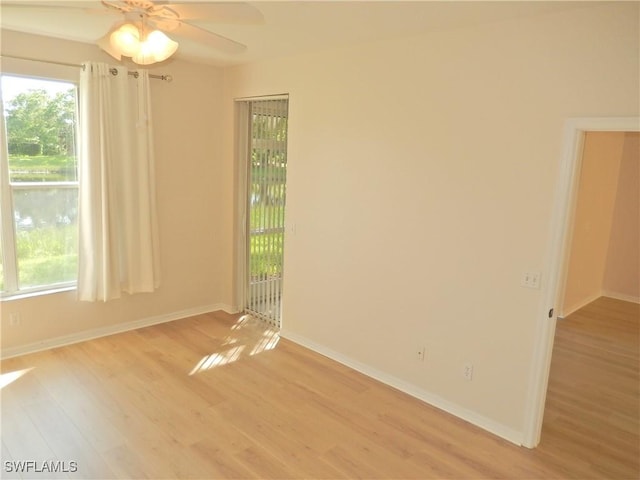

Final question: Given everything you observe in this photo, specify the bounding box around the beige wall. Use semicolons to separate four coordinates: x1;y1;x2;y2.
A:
0;30;231;352
563;131;640;315
222;2;639;440
562;132;625;315
603;132;640;302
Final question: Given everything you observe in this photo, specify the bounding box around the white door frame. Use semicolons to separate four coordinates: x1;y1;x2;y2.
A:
522;116;640;448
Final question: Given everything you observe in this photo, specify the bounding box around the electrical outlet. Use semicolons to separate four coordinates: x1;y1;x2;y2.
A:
417;346;426;362
520;271;541;289
463;362;473;381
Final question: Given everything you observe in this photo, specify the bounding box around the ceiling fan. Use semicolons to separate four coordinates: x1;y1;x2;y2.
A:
2;1;264;65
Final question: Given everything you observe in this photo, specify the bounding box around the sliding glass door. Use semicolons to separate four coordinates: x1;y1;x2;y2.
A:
241;97;288;328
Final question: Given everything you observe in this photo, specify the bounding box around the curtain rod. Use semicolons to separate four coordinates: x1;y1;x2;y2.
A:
0;54;173;82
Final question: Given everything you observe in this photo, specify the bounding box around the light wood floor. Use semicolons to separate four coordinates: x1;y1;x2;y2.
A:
1;297;638;479
540;296;639;479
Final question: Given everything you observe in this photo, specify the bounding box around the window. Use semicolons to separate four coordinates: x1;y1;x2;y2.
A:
0;75;79;296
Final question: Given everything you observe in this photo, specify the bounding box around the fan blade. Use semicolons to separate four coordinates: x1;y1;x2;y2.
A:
157;2;263;24
174;21;246;54
0;2;118;16
0;1;98;7
146;16;179;32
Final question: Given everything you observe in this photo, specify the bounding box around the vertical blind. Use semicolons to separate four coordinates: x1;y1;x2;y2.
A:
245;98;288;328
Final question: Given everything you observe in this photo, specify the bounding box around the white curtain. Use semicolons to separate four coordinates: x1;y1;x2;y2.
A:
77;62;160;302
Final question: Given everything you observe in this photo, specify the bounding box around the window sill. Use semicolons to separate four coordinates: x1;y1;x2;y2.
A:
1;285;76;302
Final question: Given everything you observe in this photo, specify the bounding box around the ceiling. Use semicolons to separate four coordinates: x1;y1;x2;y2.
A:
0;1;596;67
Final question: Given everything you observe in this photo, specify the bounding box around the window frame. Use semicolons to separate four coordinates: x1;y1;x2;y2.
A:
0;67;80;299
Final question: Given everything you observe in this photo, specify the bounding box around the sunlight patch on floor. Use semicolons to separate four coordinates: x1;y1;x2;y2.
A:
188;346;245;375
188;315;280;375
250;330;279;356
0;367;34;389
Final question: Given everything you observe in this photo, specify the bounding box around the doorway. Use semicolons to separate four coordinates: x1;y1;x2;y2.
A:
559;131;639;317
523;117;640;448
237;97;289;328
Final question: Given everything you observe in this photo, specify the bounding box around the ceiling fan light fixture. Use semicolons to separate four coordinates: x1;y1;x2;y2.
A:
146;30;179;62
109;23;178;65
110;23;140;57
131;30;178;65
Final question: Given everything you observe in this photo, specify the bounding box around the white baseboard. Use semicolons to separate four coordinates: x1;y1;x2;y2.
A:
561;292;602;318
602;291;640;304
224;305;243;314
561;291;640;319
1;303;227;360
280;329;523;446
